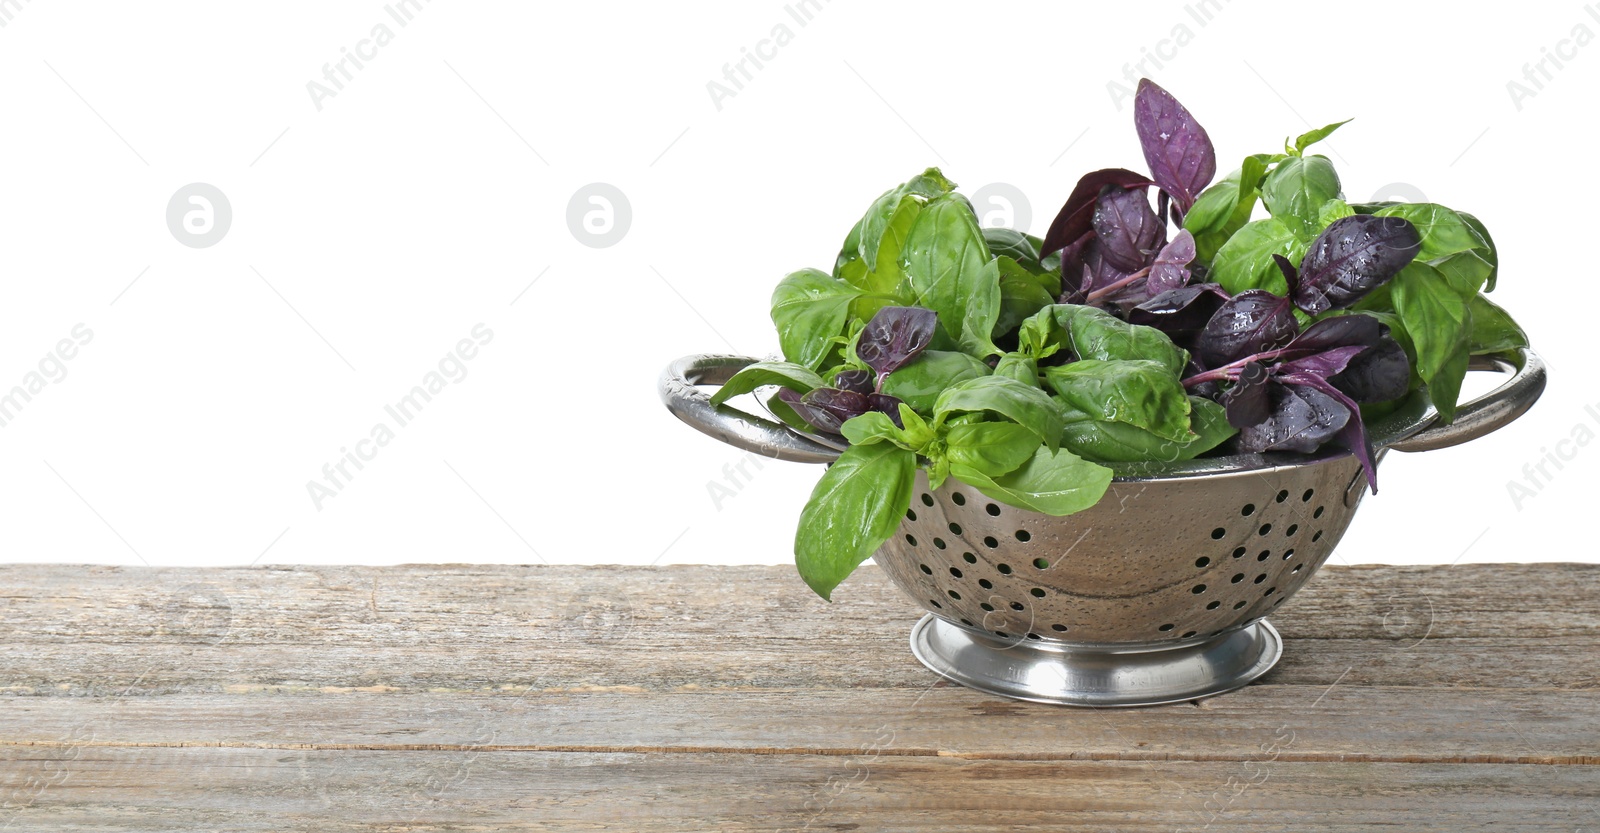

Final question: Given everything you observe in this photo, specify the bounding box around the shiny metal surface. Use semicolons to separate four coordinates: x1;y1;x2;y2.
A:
1388;350;1546;453
910;614;1282;707
658;348;1546;705
660;350;1545;471
657;354;840;464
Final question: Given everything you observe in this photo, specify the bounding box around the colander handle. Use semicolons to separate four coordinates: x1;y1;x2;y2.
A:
1388;348;1546;453
659;354;843;464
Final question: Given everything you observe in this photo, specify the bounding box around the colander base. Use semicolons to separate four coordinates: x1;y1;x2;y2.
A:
908;615;1283;707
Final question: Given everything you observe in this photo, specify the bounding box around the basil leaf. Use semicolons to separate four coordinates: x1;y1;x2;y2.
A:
858;167;956;267
1373;203;1486;263
995;256;1057;338
1431;249;1494;298
857;306;938;378
1044;359;1195;444
1317;198;1355;226
880;350;991;412
950;445;1112;517
1040;168;1153;258
834;217;863;279
710;361;826;407
1212;217;1304;296
1059;395;1234;463
1196;289;1300;368
944;422;1041;478
765;388;815;433
1187;396;1240;455
1389;262;1473;422
1293;215;1422;314
1133;78;1217;212
1093;185;1165;272
841;410;926;451
1466;294;1528;355
904;194;1001;358
1261;155;1341;240
1293;119;1351;155
794;442;916;600
983;227;1043;272
1048;304;1190;376
771;269;863;369
993;354;1040;387
934;376;1066;451
1458;211;1499;292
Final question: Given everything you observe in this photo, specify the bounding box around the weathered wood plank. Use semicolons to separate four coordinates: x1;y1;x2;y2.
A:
1;564;1596;830
2;749;1597;832
1;686;1598;764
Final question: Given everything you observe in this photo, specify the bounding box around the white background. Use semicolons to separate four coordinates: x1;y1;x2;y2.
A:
0;0;1590;572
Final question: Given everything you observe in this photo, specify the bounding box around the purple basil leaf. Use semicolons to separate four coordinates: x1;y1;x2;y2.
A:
1295;215;1423;314
1133;78;1217;213
1147;230;1197;294
1235;381;1350;455
868;393;906;428
1289;313;1383;352
857;306;938;378
1330;334;1411;403
1276;345;1366;380
787;387;872;435
1040;168;1152;257
1056;233;1096;303
1196;289;1300;369
1221;361;1272;429
1092;185;1165;273
1282;372;1380;492
834;369;874;394
1271;254;1300;300
1129;283;1231;346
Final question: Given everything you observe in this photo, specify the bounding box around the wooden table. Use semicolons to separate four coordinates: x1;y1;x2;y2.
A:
0;563;1595;831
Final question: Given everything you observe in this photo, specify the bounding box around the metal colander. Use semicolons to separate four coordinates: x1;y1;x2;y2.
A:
661;349;1545;706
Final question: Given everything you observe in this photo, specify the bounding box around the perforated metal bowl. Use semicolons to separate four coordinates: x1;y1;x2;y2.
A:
661;349;1545;706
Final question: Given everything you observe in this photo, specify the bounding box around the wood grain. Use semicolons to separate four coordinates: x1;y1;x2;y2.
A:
1;564;1596;830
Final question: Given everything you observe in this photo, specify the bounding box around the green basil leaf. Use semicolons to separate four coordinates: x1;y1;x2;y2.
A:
1212;217;1305;296
834;217;863;279
1390;262;1473;422
858;168;956;267
983;227;1043;272
710;361;826;407
1044;359;1194;444
1293;119;1351;154
1058;398;1234;464
1431;249;1494;298
950;445;1112;517
1458;211;1498;292
1466;294;1528;355
934;376;1066;451
794;442;916;600
1317;198;1355;227
904;194;1001;358
995;256;1057;338
1373;203;1485;263
944;422;1041;478
1185;174;1241;236
1186;396;1238;454
993;354;1040;387
1261;155;1341;240
1046;304;1189;376
880;350;991;412
771;268;863;369
841;411;911;450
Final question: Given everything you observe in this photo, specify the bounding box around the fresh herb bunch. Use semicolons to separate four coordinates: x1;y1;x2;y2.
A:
715;78;1529;600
